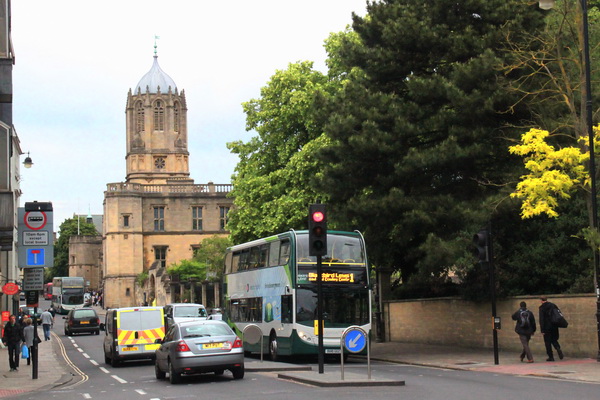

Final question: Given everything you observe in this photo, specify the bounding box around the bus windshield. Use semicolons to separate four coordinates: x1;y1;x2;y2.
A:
296;287;370;328
296;234;365;264
63;289;84;306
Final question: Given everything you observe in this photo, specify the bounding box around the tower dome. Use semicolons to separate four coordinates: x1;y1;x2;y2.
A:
135;55;177;94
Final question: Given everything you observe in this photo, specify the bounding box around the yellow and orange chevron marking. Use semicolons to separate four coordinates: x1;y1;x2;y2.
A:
117;327;165;345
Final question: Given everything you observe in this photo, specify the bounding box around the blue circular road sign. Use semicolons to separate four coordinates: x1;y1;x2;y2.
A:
343;327;367;354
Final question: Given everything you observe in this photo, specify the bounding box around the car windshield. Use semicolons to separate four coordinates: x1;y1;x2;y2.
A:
174;306;207;318
181;324;232;338
73;310;96;318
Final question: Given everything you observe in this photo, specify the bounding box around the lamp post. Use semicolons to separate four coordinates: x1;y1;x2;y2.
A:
540;0;600;362
22;152;33;168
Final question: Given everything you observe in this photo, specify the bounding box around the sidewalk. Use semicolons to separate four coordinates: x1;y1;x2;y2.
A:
0;329;73;398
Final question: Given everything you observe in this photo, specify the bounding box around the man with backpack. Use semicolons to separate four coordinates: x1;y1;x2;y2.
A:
511;301;536;363
539;296;564;361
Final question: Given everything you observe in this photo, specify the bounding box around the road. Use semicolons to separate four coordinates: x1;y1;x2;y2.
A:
10;303;600;400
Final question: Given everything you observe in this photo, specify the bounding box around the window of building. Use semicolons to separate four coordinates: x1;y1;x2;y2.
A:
153;100;164;131
174;102;180;132
154;156;166;170
192;206;203;231
154;246;168;269
153;206;165;231
123;214;130;228
136;101;144;133
219;206;230;230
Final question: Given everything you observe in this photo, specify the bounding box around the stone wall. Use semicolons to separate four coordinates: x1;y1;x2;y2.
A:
383;294;598;358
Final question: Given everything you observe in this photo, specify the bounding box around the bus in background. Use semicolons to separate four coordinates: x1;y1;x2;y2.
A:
43;282;53;300
52;277;85;315
224;230;371;361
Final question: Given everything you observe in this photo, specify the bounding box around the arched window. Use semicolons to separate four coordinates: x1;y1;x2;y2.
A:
153;100;164;131
173;101;180;132
135;101;144;133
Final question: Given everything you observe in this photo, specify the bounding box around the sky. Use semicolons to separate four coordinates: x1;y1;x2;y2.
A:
10;0;368;231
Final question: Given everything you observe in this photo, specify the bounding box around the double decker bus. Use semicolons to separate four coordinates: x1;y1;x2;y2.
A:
43;282;53;300
224;230;370;360
52;277;85;314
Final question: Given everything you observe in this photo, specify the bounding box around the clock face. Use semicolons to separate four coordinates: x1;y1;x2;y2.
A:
154;157;166;169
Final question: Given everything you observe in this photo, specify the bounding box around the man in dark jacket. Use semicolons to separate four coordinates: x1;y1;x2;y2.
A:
2;314;24;371
512;301;536;363
539;296;563;361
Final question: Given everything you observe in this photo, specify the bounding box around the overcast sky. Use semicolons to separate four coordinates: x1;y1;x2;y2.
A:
10;0;367;231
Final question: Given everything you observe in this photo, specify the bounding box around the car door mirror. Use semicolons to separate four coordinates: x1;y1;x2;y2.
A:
154;338;162;344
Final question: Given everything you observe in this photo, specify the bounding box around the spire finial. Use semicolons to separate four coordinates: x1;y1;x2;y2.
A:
154;35;160;57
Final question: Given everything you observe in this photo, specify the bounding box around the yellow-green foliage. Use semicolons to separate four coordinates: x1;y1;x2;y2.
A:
509;127;600;218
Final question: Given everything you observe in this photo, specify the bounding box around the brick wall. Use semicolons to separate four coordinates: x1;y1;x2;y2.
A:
384;294;598;358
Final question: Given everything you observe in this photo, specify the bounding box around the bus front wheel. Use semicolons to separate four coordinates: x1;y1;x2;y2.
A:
269;333;278;362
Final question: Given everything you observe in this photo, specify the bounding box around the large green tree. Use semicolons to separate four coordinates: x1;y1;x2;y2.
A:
51;217;98;279
317;0;546;296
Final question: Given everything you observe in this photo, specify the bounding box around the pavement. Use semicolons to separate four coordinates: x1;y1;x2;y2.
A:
2;313;600;396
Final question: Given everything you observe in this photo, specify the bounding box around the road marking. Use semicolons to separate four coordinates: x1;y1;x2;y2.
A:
111;375;128;384
77;348;84;352
83;353;90;359
99;367;110;374
90;360;98;366
135;389;147;395
73;343;78;347
83;394;91;399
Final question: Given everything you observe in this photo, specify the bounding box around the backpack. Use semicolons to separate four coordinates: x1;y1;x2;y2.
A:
519;310;530;329
551;307;569;328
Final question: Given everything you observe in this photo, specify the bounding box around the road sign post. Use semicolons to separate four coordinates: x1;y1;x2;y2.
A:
340;326;370;380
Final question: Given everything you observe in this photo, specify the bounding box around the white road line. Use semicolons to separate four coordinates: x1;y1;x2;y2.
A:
83;353;90;359
77;348;84;352
90;360;98;366
73;343;79;348
111;375;128;384
99;367;110;374
135;389;147;395
83;394;91;399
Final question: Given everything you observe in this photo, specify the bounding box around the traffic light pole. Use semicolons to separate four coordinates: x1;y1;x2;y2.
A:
316;254;324;374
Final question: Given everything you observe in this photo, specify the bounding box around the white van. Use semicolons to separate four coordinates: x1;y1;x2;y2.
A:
163;303;208;331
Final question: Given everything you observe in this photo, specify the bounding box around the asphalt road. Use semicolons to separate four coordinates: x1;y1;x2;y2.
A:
8;305;600;400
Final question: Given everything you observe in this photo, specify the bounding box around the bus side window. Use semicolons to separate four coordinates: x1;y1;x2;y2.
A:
281;295;292;323
269;241;281;267
239;249;249;270
248;247;259;269
279;240;290;265
258;244;268;268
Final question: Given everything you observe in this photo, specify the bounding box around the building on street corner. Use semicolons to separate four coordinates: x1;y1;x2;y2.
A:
102;51;233;309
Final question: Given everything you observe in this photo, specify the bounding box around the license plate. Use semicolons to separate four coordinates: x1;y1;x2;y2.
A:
80;321;89;324
202;342;223;349
121;347;138;352
325;349;341;354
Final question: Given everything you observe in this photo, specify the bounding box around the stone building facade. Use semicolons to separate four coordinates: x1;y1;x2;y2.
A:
102;54;233;309
68;234;103;292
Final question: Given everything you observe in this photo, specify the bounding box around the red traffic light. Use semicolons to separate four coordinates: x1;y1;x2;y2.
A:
312;211;325;223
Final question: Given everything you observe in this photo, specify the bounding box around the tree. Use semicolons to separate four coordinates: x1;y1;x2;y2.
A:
51;217;98;279
227;61;340;243
192;235;231;280
167;259;207;282
317;0;546;296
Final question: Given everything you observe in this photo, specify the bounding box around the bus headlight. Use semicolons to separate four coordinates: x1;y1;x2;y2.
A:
298;331;312;342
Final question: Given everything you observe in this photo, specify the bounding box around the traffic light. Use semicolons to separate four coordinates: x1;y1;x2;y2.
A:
308;204;327;256
473;229;489;263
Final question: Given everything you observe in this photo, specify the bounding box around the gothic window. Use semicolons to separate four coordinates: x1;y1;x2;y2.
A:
153;206;165;231
153;100;164;131
174;101;180;132
135;101;144;133
219;206;230;230
154;156;166;170
192;206;203;231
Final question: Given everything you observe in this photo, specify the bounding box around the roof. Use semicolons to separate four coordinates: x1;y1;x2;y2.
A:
135;55;177;94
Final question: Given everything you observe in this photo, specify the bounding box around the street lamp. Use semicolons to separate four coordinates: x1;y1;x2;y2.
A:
22;152;33;168
539;0;600;362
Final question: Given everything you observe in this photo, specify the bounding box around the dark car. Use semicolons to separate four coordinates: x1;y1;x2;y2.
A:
19;305;42;324
64;308;100;336
154;320;244;384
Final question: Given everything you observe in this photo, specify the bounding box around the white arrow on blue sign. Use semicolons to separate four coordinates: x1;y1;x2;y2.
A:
343;328;367;354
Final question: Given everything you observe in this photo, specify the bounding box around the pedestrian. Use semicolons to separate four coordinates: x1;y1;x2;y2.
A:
22;318;35;366
511;301;536;363
2;314;24;371
539;296;564;361
40;308;54;341
48;305;57;318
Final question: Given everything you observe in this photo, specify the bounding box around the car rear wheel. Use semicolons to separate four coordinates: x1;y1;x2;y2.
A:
64;327;70;336
232;364;245;380
104;352;110;364
155;361;166;380
168;360;181;384
269;334;278;362
214;369;224;376
110;355;120;368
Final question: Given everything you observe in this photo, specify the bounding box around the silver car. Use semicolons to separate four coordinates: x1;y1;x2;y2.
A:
154;320;244;384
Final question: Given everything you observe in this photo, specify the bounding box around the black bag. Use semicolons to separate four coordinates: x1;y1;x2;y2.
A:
551;307;568;328
519;310;530;329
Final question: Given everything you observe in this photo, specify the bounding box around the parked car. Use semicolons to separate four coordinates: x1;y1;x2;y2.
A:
84;293;93;307
154;320;244;384
164;303;208;331
102;306;165;367
19;305;41;324
64;308;100;336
